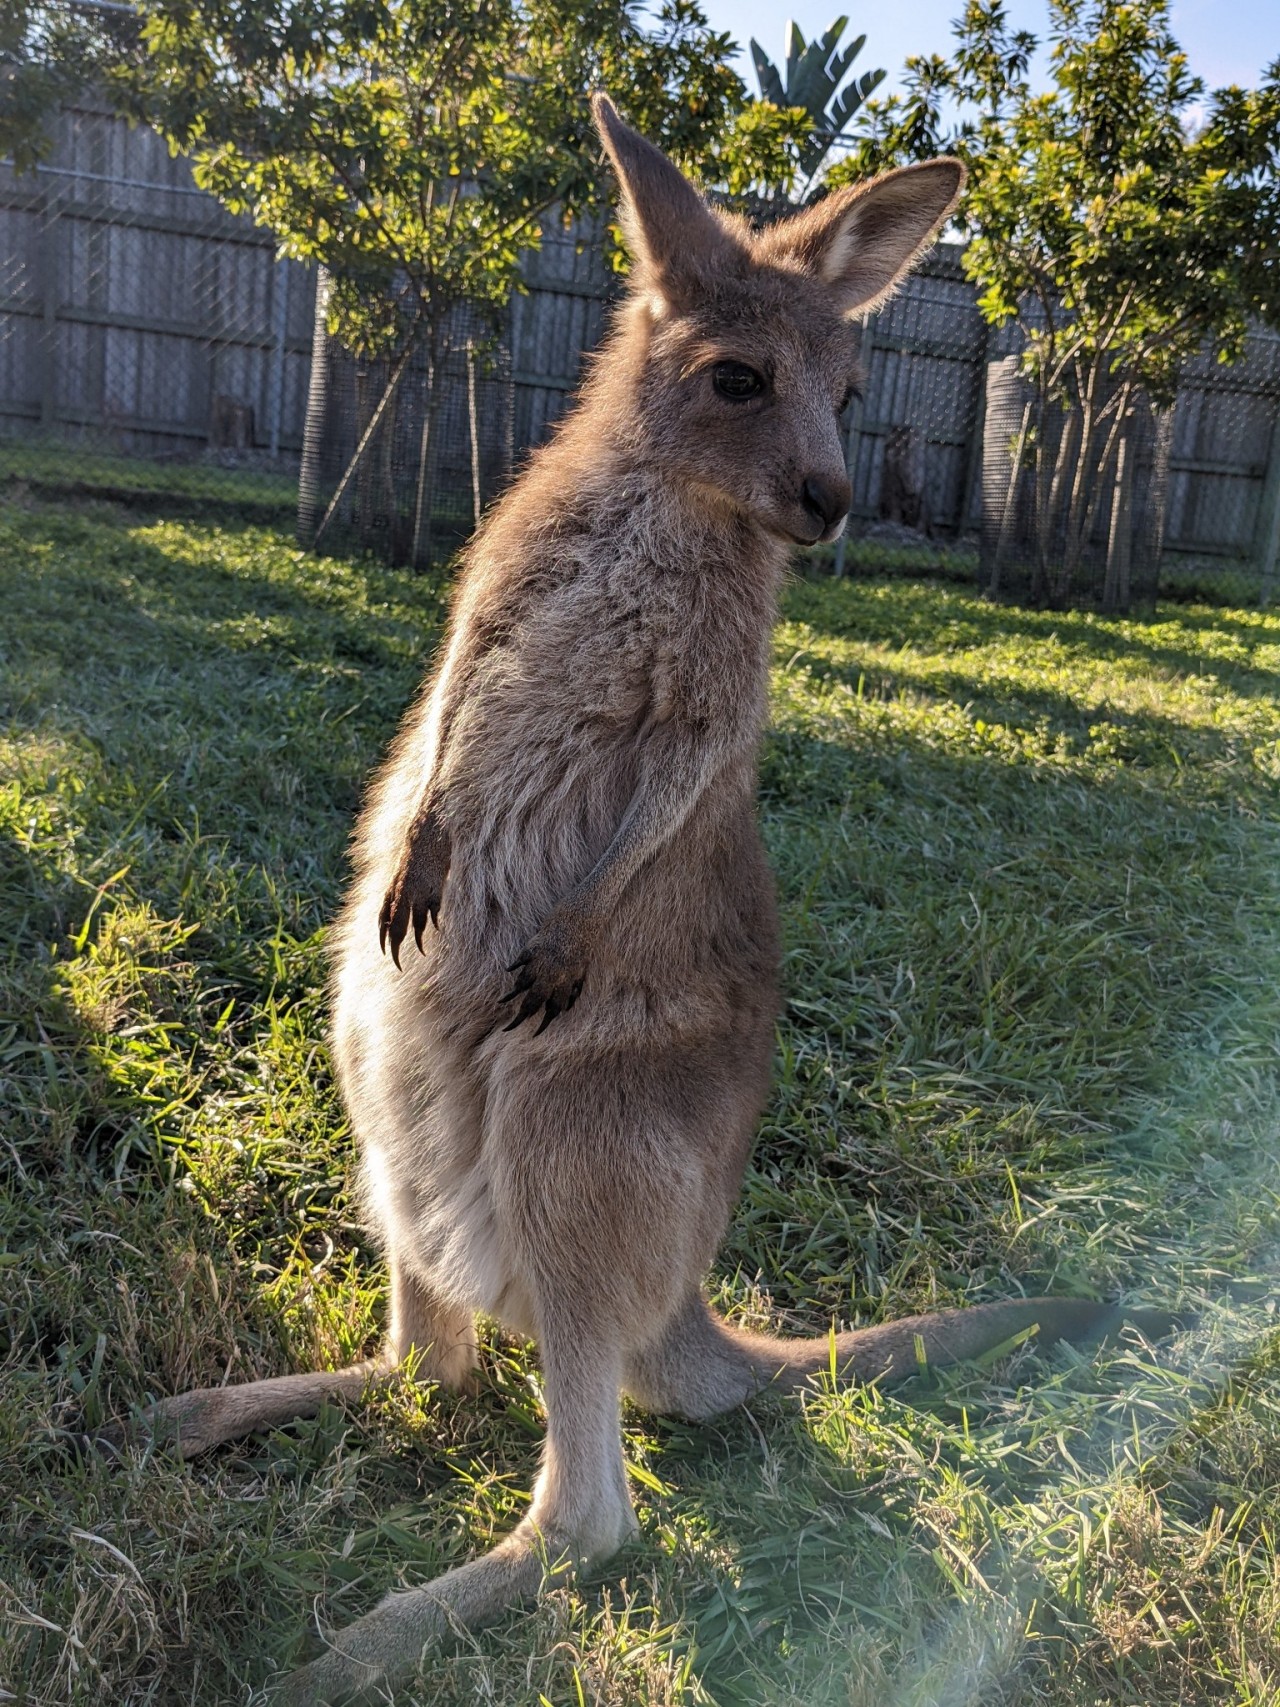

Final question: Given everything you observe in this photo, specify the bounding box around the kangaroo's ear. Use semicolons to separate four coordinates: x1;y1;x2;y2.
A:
760;160;965;315
592;92;738;309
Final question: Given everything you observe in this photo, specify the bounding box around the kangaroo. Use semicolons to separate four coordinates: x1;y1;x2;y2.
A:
128;97;1171;1702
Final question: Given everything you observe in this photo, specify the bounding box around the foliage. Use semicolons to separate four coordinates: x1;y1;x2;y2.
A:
750;15;885;197
4;455;1280;1701
124;0;807;354
0;0;138;169
834;0;1280;606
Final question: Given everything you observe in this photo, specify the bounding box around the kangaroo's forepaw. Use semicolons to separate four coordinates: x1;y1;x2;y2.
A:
500;911;589;1035
380;805;451;967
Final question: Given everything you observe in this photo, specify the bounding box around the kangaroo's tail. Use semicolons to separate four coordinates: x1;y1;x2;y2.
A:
624;1292;1183;1421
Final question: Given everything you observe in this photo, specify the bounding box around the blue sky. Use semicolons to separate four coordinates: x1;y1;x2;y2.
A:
700;0;1277;104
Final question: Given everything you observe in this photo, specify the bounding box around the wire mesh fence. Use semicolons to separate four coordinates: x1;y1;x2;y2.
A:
1162;327;1280;606
0;98;311;524
5;101;1279;607
299;292;514;568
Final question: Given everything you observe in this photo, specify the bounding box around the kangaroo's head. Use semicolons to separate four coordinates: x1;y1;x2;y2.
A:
592;94;963;547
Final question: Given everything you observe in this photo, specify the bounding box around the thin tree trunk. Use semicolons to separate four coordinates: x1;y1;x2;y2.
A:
297;266;331;548
1064;382;1132;601
355;365;374;548
466;339;483;530
1056;376;1102;605
411;348;438;572
1031;373;1055;602
1044;407;1082;605
1101;425;1132;614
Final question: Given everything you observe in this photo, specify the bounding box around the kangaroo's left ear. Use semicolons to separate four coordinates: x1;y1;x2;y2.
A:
760;159;965;315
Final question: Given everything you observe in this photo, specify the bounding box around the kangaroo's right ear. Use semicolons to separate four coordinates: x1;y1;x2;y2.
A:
592;93;737;310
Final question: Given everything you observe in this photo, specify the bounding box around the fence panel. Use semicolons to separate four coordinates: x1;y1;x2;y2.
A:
851;246;992;536
510;212;614;456
1164;328;1280;586
0;100;314;461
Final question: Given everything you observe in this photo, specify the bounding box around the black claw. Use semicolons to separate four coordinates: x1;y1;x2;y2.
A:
501;971;535;1003
533;997;561;1037
379;913;389;955
428;902;439;930
565;978;584;1011
390;935;403;971
503;990;543;1032
506;952;532;973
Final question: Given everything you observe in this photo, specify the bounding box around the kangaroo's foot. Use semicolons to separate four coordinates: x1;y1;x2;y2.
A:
274;1322;634;1704
103;1268;479;1459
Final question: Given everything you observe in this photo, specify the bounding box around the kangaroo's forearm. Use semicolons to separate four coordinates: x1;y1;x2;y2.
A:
573;725;721;918
416;637;481;805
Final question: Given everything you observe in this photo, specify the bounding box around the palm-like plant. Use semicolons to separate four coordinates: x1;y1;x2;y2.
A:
751;16;885;195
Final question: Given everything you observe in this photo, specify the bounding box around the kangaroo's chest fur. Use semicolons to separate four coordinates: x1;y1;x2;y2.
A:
344;476;782;991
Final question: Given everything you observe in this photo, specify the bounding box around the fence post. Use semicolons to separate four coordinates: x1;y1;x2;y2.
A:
1256;409;1280;607
297;266;330;547
36;179;58;433
833;320;874;577
268;259;290;460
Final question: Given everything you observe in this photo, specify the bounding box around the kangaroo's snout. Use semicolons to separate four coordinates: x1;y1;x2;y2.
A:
801;473;851;537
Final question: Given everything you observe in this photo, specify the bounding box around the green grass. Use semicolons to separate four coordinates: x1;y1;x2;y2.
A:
3;474;1280;1706
0;438;299;522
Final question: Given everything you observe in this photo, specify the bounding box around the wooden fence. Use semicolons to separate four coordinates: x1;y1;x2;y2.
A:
0;101;313;458
3;104;1278;591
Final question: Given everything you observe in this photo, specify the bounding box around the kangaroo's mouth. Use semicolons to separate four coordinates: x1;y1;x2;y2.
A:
786;516;847;548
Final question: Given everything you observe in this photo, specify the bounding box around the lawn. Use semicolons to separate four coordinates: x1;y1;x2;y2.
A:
2;470;1280;1706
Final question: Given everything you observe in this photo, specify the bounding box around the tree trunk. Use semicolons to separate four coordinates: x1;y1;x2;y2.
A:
466;339;483;530
297;267;331;548
1101;425;1132;614
411;349;438;573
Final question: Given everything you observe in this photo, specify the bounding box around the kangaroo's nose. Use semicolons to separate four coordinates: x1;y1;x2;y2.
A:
801;475;850;532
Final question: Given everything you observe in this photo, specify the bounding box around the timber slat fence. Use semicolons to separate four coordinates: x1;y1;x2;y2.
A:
0;101;313;459
2;105;1278;598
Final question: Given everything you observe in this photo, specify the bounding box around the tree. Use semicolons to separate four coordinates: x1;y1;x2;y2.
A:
1;0;138;169
126;0;808;560
835;0;1280;608
750;16;885;198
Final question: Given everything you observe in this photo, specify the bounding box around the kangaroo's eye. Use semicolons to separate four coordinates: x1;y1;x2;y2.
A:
712;361;765;402
838;384;861;415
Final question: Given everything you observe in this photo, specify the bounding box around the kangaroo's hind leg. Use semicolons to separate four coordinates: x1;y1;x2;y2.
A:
387;1256;479;1393
276;1290;634;1703
274;1050;695;1702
